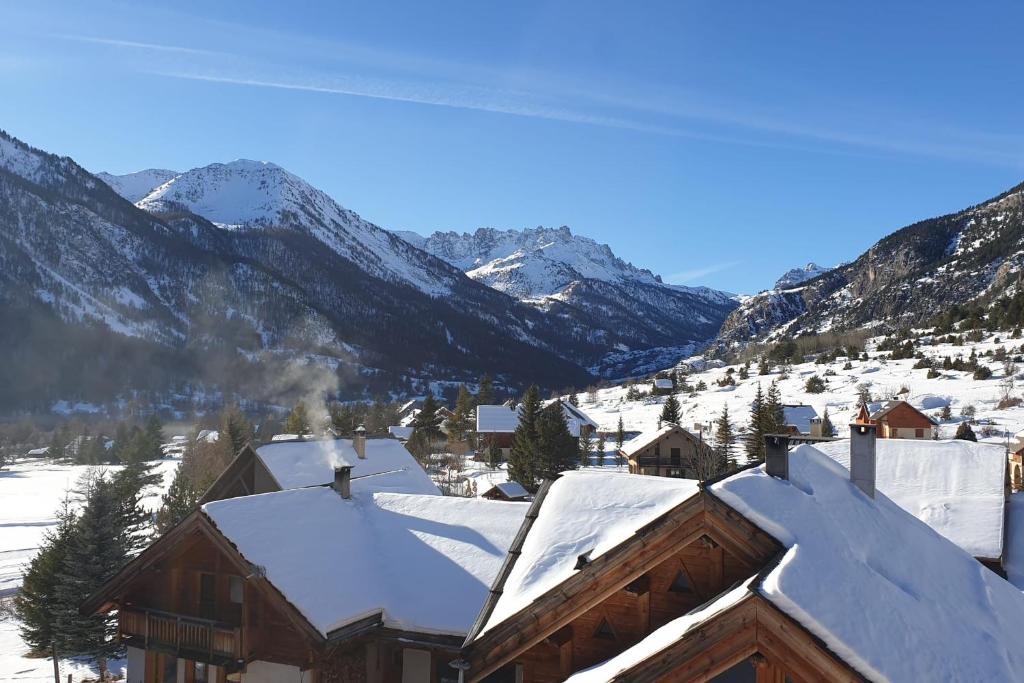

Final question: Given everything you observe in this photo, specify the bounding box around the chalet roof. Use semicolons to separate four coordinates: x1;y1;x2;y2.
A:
478;471;700;635
813;438;1006;559
781;404;819;433
653;378;674;389
255;438;439;496
619;424;701;457
476;401;597;438
869;400;939;425
387;425;414;440
202;487;526;637
709;446;1024;681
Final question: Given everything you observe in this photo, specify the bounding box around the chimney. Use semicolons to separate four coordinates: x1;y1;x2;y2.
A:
849;423;877;498
333;464;352;499
809;417;823;438
354;424;367;459
765;434;790;480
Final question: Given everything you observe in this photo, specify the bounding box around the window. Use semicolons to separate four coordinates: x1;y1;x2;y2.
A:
654;444;661;456
593;617;616;640
915;428;924;438
199;573;216;619
229;576;244;604
670;447;681;465
160;654;177;683
669;569;693;593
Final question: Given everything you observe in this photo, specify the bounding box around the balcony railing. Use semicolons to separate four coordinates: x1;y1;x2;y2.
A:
119;607;241;662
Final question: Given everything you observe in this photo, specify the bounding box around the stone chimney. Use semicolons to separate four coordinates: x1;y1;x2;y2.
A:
809;417;823;438
333;464;352;499
354;424;367;459
765;434;790;480
849;423;877;498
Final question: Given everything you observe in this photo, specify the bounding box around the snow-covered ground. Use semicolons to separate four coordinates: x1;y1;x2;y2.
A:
576;333;1024;454
0;457;178;681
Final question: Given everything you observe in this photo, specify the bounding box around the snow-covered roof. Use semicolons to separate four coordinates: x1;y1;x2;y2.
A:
489;481;529;499
25;447;49;456
710;446;1024;682
476;402;597;438
477;405;518;433
566;579;755;682
202;487;525;636
255;438;439;496
387;425;414;440
870;400;938;425
480;471;699;634
653;378;674;389
813;438;1006;559
781;404;819;433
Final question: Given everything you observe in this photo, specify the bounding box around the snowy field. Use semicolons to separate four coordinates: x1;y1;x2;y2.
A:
0;457;178;682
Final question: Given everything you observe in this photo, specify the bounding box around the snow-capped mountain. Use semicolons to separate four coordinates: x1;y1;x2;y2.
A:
95;168;178;202
718;182;1024;346
399;226;737;376
774;262;829;289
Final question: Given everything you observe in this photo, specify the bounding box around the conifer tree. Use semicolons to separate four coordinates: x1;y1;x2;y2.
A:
412;395;444;444
285;401;312;436
765;381;784;434
14;498;76;655
477;375;495;406
954;421;977;442
746;384;766;460
568;391;579;407
615;415;625;451
156;462;200;534
578;430;593;468
714;405;736;471
660;392;681;426
508;386;542;490
596;433;607;467
820;409;835;437
448;385;474;444
50;425;69;461
219;404;253;460
54;475;130;678
535;401;577;480
758;357;770;375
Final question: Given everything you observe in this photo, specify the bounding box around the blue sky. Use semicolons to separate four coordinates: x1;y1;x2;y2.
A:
2;1;1023;293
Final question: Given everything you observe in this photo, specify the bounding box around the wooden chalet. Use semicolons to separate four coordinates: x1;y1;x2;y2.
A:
476;401;597;463
619;424;714;478
458;426;1024;682
855;400;938;439
83;469;526;683
199;433;438;504
481;481;531;502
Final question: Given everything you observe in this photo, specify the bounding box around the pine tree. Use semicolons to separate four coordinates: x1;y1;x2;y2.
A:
112;461;161;556
156;462;200;534
508;386;542;490
758;357;770;375
219;404;253;460
714;405;735;471
143;414;165;459
285;401;312;436
955;421;977;442
477;374;495;406
50;425;69;461
54;475;130;677
615;415;625;451
660;392;681;426
820;409;835;437
745;384;766;460
448;385;474;445
14;498;76;655
596;433;606;467
412;395;444;445
535;401;577;480
568;391;580;407
578;430;593;468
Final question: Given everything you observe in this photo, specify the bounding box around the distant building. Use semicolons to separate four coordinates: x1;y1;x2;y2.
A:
475;401;598;462
481;481;530;502
856;400;938;439
781;404;820;435
388;425;414;441
620;424;714;478
651;377;675;395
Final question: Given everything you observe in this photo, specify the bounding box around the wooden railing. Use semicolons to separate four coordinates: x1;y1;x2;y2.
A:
119;607;240;660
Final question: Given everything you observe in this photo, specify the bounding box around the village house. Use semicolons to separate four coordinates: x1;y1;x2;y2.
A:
481;481;530;502
82;468;526;683
780;404;820;436
457;426;1024;682
650;378;674;396
856;400;938;439
198;430;439;504
475;401;598;463
619;424;715;479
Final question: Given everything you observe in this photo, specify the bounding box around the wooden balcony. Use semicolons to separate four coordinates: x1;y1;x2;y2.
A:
119;607;241;664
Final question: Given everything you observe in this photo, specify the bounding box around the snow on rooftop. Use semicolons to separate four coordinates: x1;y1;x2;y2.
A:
202;487;525;636
476;405;519;433
813;438;1006;559
619;424;678;457
480;471;699;634
653;378;674;389
566;578;755;682
492;481;529;498
255;438;439;496
711;446;1024;682
782;404;819;433
388;425;414;440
